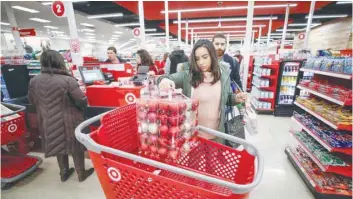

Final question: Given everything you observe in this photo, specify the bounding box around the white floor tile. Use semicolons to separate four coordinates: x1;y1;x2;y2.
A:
1;115;314;199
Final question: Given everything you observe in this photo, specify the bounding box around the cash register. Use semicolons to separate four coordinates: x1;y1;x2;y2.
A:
79;66;113;85
129;65;149;86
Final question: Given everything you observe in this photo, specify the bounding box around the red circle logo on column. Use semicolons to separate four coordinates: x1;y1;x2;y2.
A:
52;1;65;17
298;33;305;40
133;28;141;38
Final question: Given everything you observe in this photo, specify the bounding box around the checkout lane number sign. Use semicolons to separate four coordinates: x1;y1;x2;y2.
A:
125;93;137;104
52;1;66;18
133;28;141;38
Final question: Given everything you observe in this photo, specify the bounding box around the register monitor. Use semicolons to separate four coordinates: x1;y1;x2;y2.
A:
79;66;105;84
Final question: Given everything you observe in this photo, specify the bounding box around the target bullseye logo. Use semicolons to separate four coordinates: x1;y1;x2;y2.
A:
298;33;305;40
133;28;141;38
125;93;136;104
8;124;18;133
107;167;121;182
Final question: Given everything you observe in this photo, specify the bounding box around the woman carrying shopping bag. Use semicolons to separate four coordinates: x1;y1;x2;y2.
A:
158;39;247;144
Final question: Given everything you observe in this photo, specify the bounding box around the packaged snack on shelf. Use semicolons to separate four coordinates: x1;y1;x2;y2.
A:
343;57;352;75
304;57;316;69
320;57;334;71
136;89;199;161
313;57;324;70
331;57;345;73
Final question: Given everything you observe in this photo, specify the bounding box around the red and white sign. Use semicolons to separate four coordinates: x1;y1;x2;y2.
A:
125;93;136;104
132;28;141;38
69;39;81;53
52;1;65;17
8;124;18;133
19;28;36;37
298;33;305;40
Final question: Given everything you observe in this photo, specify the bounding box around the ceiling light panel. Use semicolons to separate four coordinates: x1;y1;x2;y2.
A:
41;2;53;5
288;23;321;27
1;22;10;26
191;30;257;34
114;31;123;34
29;18;51;23
276;29;304;32
81;28;95;32
336;1;353;4
12;6;39;13
44;26;59;29
87;13;123;19
305;14;348;19
115;23;140;27
80;23;94;27
145;28;157;32
146;33;166;36
183;25;266;30
173;16;278;24
84;33;95;36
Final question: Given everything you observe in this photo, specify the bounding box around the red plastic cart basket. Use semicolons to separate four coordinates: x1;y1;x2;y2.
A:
1;103;42;190
75;104;264;199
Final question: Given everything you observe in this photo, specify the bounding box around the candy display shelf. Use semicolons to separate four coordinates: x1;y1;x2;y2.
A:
291;132;352;178
300;68;352;80
285;148;352;199
253;96;273;103
254;64;278;69
292;117;352;156
251;81;275;91
297;85;351;106
294;102;352;131
250;100;274;112
252;72;276;79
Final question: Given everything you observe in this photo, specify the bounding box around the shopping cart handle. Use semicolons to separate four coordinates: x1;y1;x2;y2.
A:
75;113;264;194
1;103;26;118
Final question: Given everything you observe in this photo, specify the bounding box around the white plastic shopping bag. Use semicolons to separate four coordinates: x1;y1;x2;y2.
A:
244;105;258;135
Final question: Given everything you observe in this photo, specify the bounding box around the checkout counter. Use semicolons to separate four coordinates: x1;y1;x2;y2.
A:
2;63;149;151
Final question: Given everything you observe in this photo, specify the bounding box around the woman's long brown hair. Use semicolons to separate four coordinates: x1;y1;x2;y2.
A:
137;49;154;66
189;39;221;88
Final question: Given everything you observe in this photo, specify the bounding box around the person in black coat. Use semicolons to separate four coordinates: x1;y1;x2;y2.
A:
212;33;242;89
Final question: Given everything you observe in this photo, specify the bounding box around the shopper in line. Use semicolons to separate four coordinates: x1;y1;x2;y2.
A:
136;49;159;75
165;46;188;74
234;50;244;64
106;46;124;64
28;50;94;182
212;33;243;89
158;39;247;143
158;52;169;75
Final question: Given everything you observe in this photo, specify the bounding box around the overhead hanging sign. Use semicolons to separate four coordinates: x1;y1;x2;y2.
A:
298;33;305;40
132;28;141;38
52;1;66;17
277;40;282;45
19;28;36;37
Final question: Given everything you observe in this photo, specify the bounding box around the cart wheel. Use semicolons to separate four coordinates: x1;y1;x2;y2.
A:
1;182;13;190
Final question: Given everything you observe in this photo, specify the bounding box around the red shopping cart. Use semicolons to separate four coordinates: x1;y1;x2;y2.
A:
1;103;42;190
76;104;263;199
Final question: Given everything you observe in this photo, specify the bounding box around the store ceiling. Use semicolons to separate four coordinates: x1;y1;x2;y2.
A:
74;1;352;44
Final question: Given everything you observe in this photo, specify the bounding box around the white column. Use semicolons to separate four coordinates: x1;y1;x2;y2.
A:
191;29;194;46
138;0;146;48
164;0;170;52
304;1;316;49
281;4;290;50
64;2;83;66
4;2;23;51
242;1;254;91
185;20;189;49
226;33;230;52
267;16;273;44
177;11;181;46
258;27;262;44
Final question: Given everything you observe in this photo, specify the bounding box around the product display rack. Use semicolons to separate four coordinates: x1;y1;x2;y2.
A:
251;55;280;114
286;54;352;199
285;148;352;199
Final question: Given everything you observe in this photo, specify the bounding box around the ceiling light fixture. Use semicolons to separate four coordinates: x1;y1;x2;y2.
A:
145;28;157;32
29;18;51;23
87;13;123;19
336;1;353;4
115;23;140;27
114;31;123;34
44;25;59;29
41;2;53;5
111;35;120;38
305;14;348;19
173;16;278;24
80;23;94;27
81;28;95;32
12;6;39;13
288;23;321;27
162;4;296;13
182;25;266;30
84;33;95;36
191;30;257;34
267;33;294;36
146;33;166;36
51;30;65;34
0;22;10;26
153;36;173;38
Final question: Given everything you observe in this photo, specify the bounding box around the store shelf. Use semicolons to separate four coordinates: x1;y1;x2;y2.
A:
255;64;278;69
292;117;352;155
250;101;273;112
294;101;352;131
253;96;273;103
291;132;352;178
285;148;352;199
300;68;352;80
282;72;299;77
253;72;276;79
252;81;275;91
297;85;351;106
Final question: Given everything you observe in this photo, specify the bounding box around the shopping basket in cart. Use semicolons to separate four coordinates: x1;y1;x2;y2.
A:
1;103;42;190
76;104;263;199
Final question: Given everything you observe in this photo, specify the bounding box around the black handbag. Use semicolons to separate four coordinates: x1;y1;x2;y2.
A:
224;91;245;148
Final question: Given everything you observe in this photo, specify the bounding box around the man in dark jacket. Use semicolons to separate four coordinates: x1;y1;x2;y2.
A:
212;33;242;89
165;46;188;74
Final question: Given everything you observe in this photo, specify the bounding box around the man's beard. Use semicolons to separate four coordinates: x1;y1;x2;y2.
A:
217;49;225;57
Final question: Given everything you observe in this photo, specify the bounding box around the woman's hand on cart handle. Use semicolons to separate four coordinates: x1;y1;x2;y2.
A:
235;92;248;104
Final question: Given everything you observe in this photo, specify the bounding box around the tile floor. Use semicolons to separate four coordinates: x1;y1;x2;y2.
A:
2;115;314;199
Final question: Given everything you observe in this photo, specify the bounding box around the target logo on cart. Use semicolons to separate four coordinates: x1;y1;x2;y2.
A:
133;28;141;38
8;124;18;133
125;93;136;104
107;167;121;182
